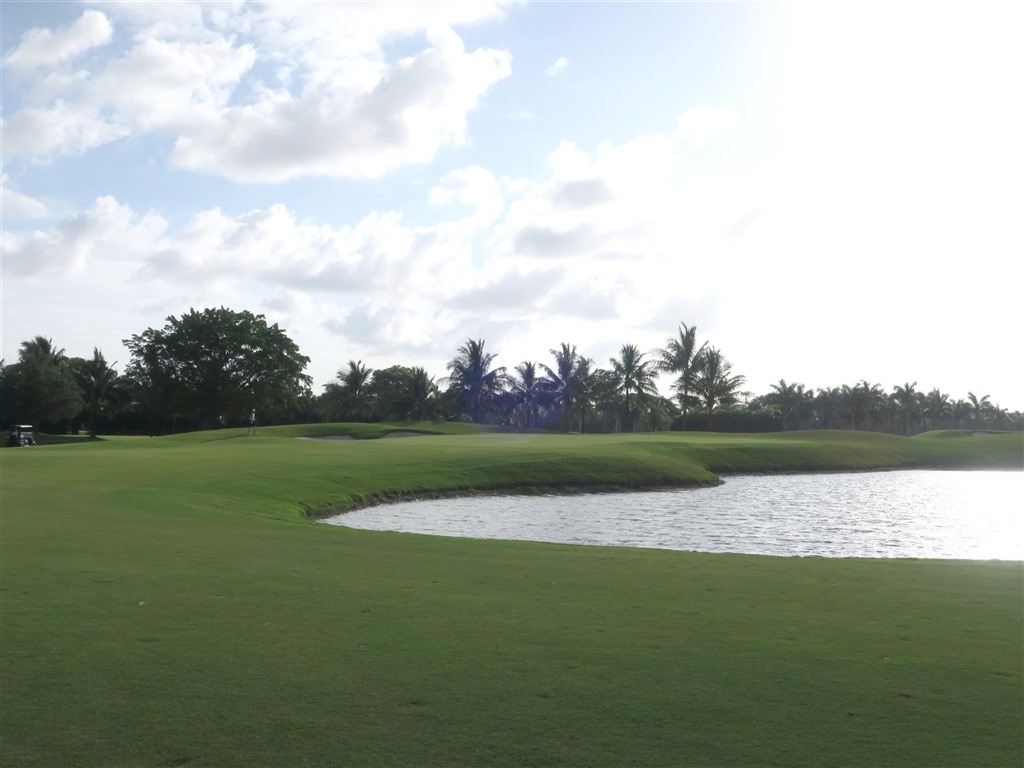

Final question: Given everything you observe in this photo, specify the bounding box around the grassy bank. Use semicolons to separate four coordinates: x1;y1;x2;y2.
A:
2;427;1021;766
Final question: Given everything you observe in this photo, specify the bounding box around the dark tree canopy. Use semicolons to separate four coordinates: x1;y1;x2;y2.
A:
74;348;124;437
5;336;83;431
124;308;311;429
444;339;508;424
367;365;440;422
7;311;1020;437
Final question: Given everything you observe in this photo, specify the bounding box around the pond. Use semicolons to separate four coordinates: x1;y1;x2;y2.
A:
324;470;1023;560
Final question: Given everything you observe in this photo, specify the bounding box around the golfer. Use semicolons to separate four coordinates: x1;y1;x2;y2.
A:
248;409;257;435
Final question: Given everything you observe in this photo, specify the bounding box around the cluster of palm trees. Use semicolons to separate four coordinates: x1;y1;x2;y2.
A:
756;379;1015;435
5;326;1019;436
321;325;1019;435
0;337;125;437
320;324;749;432
319;362;439;423
441;324;750;431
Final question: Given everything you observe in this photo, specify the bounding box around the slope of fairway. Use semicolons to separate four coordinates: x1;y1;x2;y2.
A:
2;427;1021;767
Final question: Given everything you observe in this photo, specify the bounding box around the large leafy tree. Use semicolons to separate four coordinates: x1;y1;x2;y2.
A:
655;322;706;429
361;365;440;421
608;343;658;432
124;308;311;430
693;347;746;430
444;339;508;424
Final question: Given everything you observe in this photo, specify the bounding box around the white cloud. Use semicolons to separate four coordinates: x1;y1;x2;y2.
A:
0;175;49;218
2;196;166;277
545;56;568;77
2;10;112;74
2;3;512;181
542;284;618;321
136;204;419;297
449;268;564;311
172;28;510;182
673;106;737;148
429;165;504;226
2;101;129;160
263;289;314;316
105;37;258;132
325;294;459;355
2;36;256;159
499;107;742;277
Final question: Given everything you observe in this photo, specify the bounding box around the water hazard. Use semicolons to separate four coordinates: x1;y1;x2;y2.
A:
324;470;1023;559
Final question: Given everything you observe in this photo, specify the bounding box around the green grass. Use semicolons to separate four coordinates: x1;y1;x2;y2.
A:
2;427;1021;766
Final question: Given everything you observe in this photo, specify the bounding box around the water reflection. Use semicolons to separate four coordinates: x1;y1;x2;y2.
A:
325;470;1023;560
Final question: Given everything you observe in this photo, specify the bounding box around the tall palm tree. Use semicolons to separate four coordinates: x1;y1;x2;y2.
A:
337;360;374;421
922;388;950;431
967;392;992;426
987;404;1010;430
769;379;806;431
693;347;746;430
588;367;621;433
813;386;842;430
540;343;582;431
949;398;971;428
20;336;65;364
636;395;675;432
511;361;543;429
74;348;121;437
444;339;508;424
795;385;816;430
891;381;918;435
844;380;884;431
608;343;658;432
655;322;706;430
405;367;439;421
572;356;597;433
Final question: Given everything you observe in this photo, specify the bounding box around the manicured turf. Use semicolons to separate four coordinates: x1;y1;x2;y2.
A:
2;427;1021;766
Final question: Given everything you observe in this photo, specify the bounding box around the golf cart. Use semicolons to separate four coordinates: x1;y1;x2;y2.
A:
8;425;36;447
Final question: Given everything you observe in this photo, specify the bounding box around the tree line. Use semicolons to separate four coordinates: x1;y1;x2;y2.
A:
1;307;1019;437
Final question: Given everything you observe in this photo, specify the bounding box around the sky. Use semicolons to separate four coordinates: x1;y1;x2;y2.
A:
2;1;1021;411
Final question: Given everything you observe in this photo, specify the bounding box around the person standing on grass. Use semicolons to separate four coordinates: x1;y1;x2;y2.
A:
248;408;257;435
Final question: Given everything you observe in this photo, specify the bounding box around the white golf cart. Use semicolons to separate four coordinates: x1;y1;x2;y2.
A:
8;425;36;447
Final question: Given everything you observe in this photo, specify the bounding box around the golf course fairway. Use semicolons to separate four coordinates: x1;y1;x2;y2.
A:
2;426;1021;767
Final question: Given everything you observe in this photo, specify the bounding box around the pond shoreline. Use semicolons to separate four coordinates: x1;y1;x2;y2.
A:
325;470;1024;560
314;462;1021;520
314;478;726;518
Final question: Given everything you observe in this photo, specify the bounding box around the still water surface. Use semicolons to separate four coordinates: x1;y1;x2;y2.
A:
325;470;1023;559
